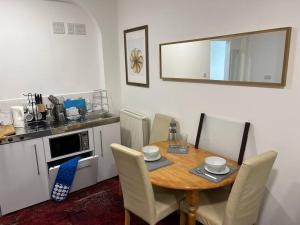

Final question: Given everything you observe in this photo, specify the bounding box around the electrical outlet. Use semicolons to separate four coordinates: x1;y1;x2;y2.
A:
264;75;272;80
67;23;75;35
52;22;65;34
75;23;86;35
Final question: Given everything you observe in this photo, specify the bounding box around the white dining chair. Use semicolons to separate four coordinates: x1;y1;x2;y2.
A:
195;113;250;165
149;113;173;144
111;143;184;225
180;150;278;225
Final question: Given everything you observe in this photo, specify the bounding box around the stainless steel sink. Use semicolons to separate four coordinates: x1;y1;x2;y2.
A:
84;112;113;120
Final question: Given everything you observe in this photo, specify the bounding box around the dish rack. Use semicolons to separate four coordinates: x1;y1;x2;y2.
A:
92;90;109;114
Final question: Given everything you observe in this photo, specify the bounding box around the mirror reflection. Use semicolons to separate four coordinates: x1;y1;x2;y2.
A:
160;28;291;87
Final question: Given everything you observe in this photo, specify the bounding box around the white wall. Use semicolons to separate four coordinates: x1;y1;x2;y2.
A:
0;0;121;114
73;0;121;113
0;0;104;100
117;0;300;224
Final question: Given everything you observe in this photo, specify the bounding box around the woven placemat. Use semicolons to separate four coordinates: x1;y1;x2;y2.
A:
190;164;237;183
145;156;173;171
168;146;189;154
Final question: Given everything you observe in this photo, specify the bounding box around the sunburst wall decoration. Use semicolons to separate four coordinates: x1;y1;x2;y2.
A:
130;48;144;74
124;25;149;87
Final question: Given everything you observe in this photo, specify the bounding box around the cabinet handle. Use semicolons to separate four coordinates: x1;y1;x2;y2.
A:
100;130;104;157
34;144;40;175
78;164;91;170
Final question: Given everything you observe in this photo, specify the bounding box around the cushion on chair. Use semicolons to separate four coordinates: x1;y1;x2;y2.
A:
181;188;230;225
223;150;277;225
153;185;184;222
111;144;184;225
179;151;277;225
111;144;156;224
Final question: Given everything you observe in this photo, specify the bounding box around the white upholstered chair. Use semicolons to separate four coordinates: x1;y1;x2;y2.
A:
149;113;173;144
180;150;278;225
111;143;184;225
195;114;250;165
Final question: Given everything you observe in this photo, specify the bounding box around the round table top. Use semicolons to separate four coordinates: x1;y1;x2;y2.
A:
149;141;239;190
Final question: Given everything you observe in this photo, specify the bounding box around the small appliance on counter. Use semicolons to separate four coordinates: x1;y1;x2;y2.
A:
0;110;13;126
10;106;25;128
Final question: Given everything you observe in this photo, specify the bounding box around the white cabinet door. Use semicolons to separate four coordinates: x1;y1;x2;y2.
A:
93;122;121;182
0;138;49;215
49;155;99;193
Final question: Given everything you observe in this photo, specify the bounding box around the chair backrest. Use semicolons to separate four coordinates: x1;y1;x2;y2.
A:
149;113;173;144
195;113;250;164
223;150;278;225
111;143;156;224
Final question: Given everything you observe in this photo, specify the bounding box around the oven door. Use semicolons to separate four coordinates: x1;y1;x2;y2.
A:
43;128;94;162
48;155;99;193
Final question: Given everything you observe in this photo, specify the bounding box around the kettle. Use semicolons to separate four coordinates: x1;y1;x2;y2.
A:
10;106;25;128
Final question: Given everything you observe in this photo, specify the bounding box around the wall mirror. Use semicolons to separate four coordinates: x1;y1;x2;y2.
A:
160;27;291;87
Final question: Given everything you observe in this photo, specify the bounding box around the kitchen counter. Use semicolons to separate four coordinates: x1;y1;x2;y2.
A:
0;112;120;145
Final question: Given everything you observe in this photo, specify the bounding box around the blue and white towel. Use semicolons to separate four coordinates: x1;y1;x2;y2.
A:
51;156;81;202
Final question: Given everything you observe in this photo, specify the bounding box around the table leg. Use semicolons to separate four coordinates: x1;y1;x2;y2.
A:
185;190;199;225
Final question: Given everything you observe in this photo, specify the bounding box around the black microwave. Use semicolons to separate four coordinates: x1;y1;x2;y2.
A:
44;129;94;161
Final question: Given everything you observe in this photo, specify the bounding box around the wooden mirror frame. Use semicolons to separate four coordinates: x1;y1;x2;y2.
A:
159;27;291;88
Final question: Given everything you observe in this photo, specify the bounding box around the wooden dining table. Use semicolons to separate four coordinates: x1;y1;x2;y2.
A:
149;141;239;225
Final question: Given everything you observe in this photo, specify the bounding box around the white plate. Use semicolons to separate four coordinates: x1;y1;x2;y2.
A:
144;154;161;162
204;165;230;175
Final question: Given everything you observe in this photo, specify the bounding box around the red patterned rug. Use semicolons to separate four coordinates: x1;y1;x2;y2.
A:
0;177;179;225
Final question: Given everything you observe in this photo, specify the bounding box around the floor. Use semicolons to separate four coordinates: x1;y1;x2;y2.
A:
0;177;179;225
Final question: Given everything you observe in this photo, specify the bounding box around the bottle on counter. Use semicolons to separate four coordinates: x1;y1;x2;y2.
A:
168;119;177;148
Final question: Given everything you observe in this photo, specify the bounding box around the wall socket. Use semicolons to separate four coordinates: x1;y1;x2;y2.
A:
67;23;75;35
52;22;86;35
52;22;65;34
75;24;86;35
264;75;272;80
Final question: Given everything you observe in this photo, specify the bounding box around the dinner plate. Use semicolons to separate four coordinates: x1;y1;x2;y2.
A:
204;165;230;175
144;154;161;162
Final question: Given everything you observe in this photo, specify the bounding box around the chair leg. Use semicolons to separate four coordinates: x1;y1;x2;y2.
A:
125;209;130;225
180;210;186;225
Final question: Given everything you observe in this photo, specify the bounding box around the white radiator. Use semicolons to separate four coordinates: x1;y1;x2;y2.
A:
120;109;149;150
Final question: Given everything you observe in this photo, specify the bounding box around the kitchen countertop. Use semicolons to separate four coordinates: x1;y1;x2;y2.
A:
0;112;120;145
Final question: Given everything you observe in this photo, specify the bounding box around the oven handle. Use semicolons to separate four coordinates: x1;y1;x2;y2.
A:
34;144;40;175
78;164;91;170
100;130;104;157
